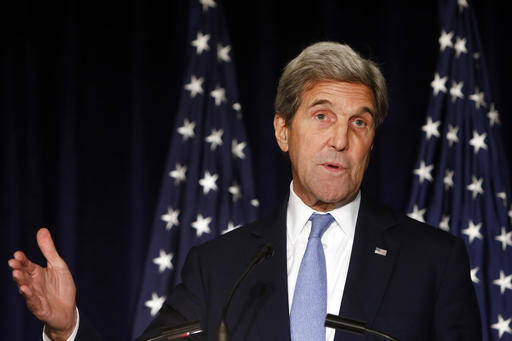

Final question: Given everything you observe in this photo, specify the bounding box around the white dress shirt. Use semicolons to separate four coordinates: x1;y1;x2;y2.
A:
44;183;360;341
287;182;359;341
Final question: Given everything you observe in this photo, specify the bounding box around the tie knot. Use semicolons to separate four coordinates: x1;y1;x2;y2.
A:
309;213;335;239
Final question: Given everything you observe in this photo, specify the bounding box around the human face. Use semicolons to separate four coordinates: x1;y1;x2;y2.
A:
274;81;376;212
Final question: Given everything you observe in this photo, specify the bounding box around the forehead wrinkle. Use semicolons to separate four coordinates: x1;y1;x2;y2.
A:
308;99;375;119
308;99;333;109
300;81;376;120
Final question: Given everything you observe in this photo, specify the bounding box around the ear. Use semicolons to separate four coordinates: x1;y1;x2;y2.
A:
273;114;289;152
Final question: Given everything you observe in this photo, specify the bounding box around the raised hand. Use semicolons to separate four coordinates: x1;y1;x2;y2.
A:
8;228;77;340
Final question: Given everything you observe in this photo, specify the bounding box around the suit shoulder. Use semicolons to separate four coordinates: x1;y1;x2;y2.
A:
193;207;281;254
387;209;464;261
362;195;459;247
395;210;457;244
363;199;469;274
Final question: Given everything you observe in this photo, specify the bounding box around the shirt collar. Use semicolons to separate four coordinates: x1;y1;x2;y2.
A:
286;181;360;244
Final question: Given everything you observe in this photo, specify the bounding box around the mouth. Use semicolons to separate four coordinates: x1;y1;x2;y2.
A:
321;162;346;173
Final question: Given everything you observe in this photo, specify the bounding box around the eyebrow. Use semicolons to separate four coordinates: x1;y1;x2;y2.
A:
309;99;332;108
309;99;376;116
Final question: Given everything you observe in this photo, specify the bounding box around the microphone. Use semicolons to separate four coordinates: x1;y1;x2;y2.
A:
218;243;275;341
144;320;202;341
325;314;399;341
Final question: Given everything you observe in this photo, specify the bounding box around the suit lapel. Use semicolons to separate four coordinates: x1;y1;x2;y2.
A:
335;195;400;341
249;204;292;341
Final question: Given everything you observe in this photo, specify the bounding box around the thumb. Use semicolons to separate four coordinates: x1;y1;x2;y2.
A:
36;228;64;267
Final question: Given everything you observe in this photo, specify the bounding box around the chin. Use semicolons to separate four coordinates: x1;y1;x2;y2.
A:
315;189;352;205
321;181;360;203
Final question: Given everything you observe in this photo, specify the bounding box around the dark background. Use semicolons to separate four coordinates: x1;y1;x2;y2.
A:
1;0;510;339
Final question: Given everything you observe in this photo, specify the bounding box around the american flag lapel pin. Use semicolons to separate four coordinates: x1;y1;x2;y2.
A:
374;247;387;256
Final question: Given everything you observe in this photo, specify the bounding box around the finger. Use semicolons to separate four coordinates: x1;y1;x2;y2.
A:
12;269;30;287
36;228;63;266
19;285;45;316
13;250;27;262
8;258;22;269
12;251;37;273
19;284;33;298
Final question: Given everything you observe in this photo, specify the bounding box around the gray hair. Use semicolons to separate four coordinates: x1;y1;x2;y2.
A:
275;41;388;128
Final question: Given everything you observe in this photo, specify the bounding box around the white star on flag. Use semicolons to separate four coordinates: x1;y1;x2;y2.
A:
495;227;512;251
232;139;246;159
454;37;468;58
222;221;241;235
160;207;180;230
199;171;218;194
228;182;242;202
446;125;459;147
145;293;166;317
462;220;483;243
439;215;450;231
493;270;512;295
492;314;512;339
469;130;487;154
413;160;434;184
487;103;500;126
422;117;441;140
210;86;227;106
184;75;204;97
443;169;454;190
498;192;507;206
466;176;484;199
191;31;210;54
153;249;173;273
233;102;242;119
469;87;486;109
471;267;480;284
408;205;426;223
191;214;212;237
430;73;447;96
169;163;187;185
199;0;216;12
457;0;469;12
439;30;454;51
250;199;260;207
177;119;196;141
449;81;464;102
205;128;224;150
217;44;231;62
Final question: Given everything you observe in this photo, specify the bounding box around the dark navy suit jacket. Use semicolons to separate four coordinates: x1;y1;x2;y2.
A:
81;195;482;340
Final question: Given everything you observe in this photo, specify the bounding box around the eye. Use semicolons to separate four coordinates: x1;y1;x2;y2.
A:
315;113;327;121
352;118;366;127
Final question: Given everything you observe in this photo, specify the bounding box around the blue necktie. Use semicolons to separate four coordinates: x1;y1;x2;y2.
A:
290;213;335;341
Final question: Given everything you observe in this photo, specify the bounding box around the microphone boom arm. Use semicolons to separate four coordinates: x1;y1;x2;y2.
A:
325;314;399;341
218;243;275;341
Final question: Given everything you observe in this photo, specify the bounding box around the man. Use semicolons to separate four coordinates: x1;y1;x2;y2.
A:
8;42;482;340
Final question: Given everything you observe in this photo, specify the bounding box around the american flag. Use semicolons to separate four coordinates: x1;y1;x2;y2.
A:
132;0;259;337
407;0;512;339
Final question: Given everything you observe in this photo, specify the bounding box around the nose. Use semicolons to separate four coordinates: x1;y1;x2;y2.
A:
329;121;349;151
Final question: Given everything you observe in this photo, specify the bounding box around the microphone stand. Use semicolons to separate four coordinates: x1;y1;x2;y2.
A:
325;314;399;341
217;243;275;341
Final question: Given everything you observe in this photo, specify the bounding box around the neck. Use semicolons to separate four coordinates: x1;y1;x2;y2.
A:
291;183;359;212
